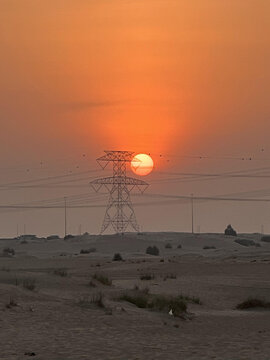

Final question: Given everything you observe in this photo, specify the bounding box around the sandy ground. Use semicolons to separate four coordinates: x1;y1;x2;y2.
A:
0;232;270;360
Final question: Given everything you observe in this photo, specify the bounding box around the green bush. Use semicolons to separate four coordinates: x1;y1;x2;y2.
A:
178;294;202;305
146;246;159;256
2;247;15;256
92;273;112;286
119;290;188;316
113;253;123;261
80;248;96;254
165;243;172;249
140;273;154;281
151;294;187;315
78;292;104;308
120;293;149;308
163;273;177;280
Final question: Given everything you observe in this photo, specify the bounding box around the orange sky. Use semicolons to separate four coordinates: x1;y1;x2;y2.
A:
1;0;269;158
0;0;270;235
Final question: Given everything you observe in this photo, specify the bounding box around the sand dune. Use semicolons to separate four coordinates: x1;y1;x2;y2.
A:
0;232;270;359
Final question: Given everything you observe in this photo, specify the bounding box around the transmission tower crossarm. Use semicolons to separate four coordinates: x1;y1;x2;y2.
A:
91;176;148;186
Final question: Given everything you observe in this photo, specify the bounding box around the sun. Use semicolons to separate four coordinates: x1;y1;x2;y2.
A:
131;154;154;176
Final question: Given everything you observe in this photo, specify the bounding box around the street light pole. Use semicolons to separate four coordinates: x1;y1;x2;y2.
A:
64;197;67;238
191;193;194;234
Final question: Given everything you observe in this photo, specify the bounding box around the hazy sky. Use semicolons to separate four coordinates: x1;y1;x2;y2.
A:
0;0;270;236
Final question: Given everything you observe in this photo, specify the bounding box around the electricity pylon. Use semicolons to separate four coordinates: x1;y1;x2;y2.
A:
90;150;149;234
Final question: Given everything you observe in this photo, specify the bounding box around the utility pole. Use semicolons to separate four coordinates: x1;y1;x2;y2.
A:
191;193;194;234
64;197;67;238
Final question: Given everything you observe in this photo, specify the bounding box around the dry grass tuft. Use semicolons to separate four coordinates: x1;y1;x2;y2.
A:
78;292;105;308
92;273;112;286
23;279;36;291
236;298;270;310
53;268;68;277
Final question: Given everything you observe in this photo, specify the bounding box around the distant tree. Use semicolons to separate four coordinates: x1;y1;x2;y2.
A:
224;224;237;236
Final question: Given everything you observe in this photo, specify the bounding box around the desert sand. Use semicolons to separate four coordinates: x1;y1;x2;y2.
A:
1;232;270;360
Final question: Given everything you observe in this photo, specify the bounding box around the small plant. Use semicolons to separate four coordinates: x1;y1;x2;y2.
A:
177;244;182;249
113;253;123;261
119;293;149;309
146;246;159;256
236;298;270;310
151;295;187;316
88;280;97;288
178;294;202;305
140;273;155;281
6;296;18;309
53;268;68;277
78;292;105;308
92;273;112;286
23;279;36;291
163;273;177;280
165;243;172;249
203;246;216;250
2;247;15;256
80;248;96;254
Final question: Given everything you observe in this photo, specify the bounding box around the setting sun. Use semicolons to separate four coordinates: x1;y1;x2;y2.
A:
131;154;154;176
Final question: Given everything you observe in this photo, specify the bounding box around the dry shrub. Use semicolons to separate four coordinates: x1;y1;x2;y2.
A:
92;273;112;286
236;298;270;310
23;279;36;291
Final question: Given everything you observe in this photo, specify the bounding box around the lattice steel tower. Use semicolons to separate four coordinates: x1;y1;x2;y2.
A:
90;150;149;234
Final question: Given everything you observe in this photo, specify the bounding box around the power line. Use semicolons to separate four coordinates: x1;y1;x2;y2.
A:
140;193;270;203
149;152;270;162
0;168;108;189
